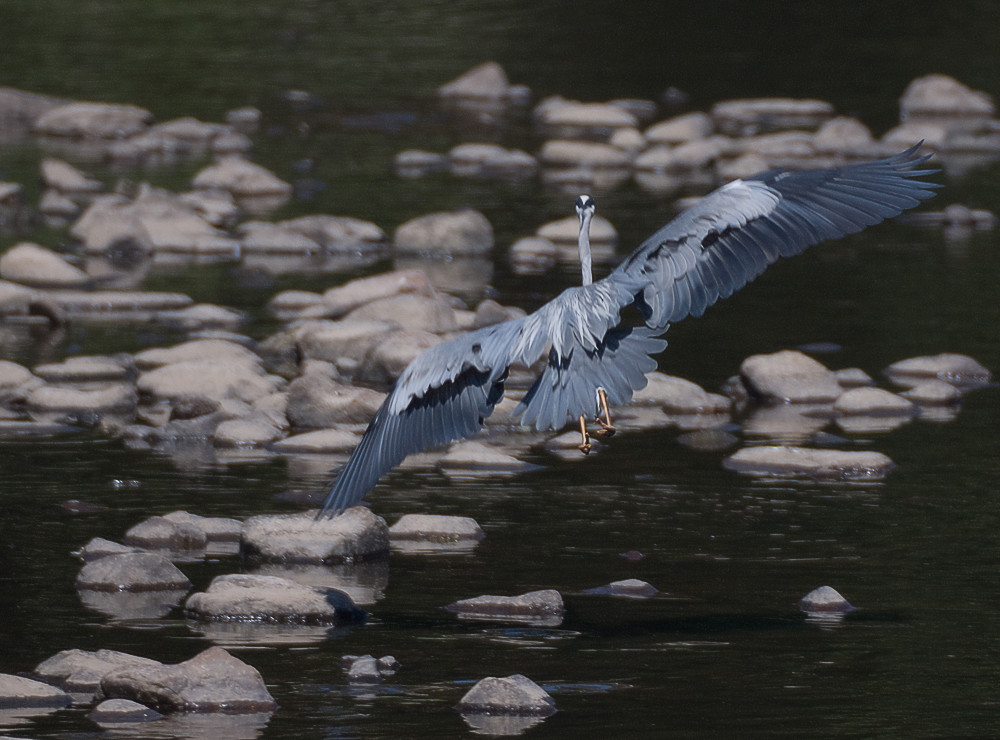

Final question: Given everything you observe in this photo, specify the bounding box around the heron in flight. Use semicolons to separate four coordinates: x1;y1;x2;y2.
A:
317;145;938;518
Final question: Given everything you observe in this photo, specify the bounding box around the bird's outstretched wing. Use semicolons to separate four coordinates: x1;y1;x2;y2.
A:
318;146;939;517
609;144;940;328
316;319;525;517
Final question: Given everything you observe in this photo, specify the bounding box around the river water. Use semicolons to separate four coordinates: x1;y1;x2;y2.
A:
1;2;999;738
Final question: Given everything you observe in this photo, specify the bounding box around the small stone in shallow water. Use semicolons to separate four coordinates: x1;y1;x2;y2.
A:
740;350;843;403
389;514;485;544
346;655;382;684
89;698;164;724
123;515;208;551
884;353;992;389
76;552;193;592
798;585;855;614
0;673;72;710
445;589;565;623
457;674;556;717
582;578;659;599
34;649;162;695
723;445;895;481
619;549;645;562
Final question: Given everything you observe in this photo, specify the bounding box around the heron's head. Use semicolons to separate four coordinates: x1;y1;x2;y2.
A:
575;194;595;221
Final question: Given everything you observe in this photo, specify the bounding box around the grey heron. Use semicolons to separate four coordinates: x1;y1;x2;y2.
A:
317;145;938;518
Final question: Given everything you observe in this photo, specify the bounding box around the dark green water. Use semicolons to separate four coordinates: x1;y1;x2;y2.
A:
1;2;999;738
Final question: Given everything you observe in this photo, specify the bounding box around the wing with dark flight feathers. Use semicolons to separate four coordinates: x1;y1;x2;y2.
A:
317;145;939;517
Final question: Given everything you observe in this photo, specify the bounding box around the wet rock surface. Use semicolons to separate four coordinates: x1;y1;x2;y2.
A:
457;673;556;717
89;698;164;724
582;578;659;599
240;508;390;564
799;585;855;615
185;573;365;624
75;552;193;591
0;673;72;709
445;589;565;623
33;649;162;695
100;646;278;713
723;445;896;481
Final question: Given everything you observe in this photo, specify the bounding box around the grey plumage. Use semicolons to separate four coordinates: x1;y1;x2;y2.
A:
317;145;939;518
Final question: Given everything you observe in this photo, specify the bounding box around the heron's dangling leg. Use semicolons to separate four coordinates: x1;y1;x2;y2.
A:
594;387;616;438
578;415;592;455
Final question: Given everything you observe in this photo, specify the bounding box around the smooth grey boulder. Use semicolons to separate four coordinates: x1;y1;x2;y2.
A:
0;242;90;287
123;515;208;551
191;157;292;199
389;514;485;544
393;209;493;255
40;157;103;194
240;508;390;565
813;116;875;153
214;415;285;448
457;674;556;717
445;589;564;623
33;649;161;694
832;387;916;416
900;74;995;121
237;220;321;254
358;328;442;386
293;319;398;367
631;372;729;413
75;552;193;592
798;585;855;614
90;698;164;723
534;98;637;138
320;269;435;318
48;289;194;317
740;350;843;403
345;292;458;334
34;101;153;139
884;353;992;389
0;672;72;709
185;573;365;624
0;360;35;394
26;382;137;413
77;537;145;562
277;214;385;251
723;445;895;481
134;339;260;370
438;440;537;477
33;355;132;383
539;140;632;169
272;428;360;454
900;380;963;405
438;61;518;101
509;236;558;275
138;360;281;404
449;143;538;179
710;97;834;135
645;111;713;145
100;646;277;713
161;511;243;542
395;149;450;177
834;367;875;388
286;373;384;429
582;578;659;599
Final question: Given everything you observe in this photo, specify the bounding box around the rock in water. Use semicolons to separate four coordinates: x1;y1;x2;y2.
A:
799;585;855;614
457;674;556;716
100;646;277;713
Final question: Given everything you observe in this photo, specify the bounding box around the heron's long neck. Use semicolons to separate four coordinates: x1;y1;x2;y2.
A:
578;212;593;286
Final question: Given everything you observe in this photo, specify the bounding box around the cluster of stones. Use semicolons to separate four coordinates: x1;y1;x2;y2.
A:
398;64;1000;199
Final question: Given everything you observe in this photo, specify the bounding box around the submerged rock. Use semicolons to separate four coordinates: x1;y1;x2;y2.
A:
100;646;278;713
457;674;556;717
723;445;895;481
185;573;365;624
240;508;390;564
445;589;564;623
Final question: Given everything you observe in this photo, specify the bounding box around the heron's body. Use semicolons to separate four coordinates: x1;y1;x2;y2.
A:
317;146;938;518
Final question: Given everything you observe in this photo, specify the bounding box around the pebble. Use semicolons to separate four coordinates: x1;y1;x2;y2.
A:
240;508;390;565
723;445;896;481
185;573;365;624
100;646;278;713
